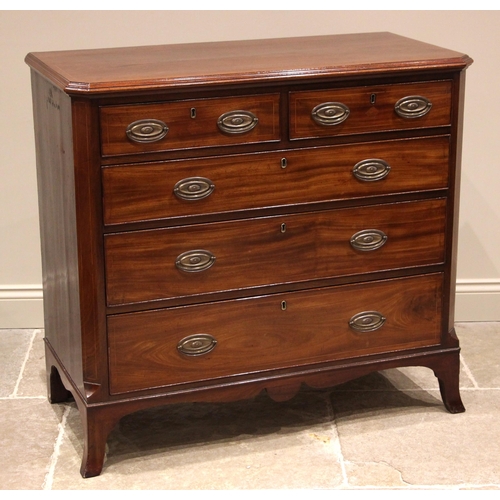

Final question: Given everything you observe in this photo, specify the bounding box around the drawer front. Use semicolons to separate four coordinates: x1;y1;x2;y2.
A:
102;136;450;225
108;273;443;394
100;94;280;156
290;80;452;140
104;199;446;306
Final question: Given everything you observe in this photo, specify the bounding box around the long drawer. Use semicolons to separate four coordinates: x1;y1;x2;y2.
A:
104;198;446;306
289;80;452;140
102;136;450;225
100;94;280;156
107;273;443;394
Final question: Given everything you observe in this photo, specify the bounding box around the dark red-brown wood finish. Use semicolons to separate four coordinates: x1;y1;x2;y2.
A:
26;33;472;477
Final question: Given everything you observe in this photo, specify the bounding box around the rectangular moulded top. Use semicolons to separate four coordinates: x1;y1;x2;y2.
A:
25;32;473;96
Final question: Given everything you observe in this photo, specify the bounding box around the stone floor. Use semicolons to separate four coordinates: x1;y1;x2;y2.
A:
0;323;499;491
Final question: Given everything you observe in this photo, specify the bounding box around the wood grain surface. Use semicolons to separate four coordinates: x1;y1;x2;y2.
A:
102;136;450;225
108;273;443;394
104;199;446;306
25;33;472;94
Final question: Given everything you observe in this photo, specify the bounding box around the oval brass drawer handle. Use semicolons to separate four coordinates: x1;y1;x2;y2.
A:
394;95;432;119
350;229;387;251
353;159;391;182
217;110;259;134
126;119;169;143
311;102;350;126
177;334;217;356
174;177;215;201
349;311;386;332
175;249;216;272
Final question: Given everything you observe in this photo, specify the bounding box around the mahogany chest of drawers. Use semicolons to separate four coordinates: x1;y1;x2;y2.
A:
26;33;473;477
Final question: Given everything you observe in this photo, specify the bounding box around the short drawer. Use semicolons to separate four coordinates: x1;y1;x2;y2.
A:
289;80;452;140
100;94;280;156
104;199;446;306
102;136;450;225
107;273;443;394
